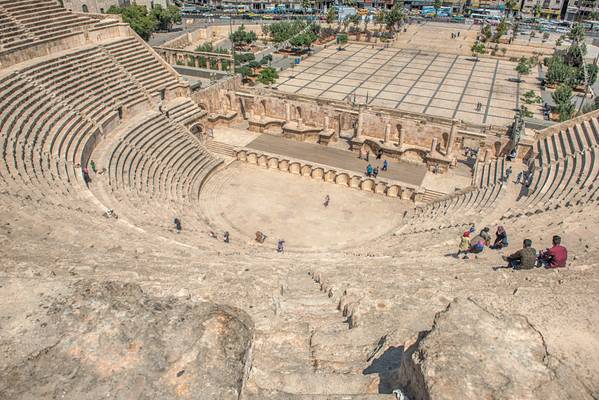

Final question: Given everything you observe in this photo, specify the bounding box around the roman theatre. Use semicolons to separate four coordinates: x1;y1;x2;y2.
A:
1;2;598;400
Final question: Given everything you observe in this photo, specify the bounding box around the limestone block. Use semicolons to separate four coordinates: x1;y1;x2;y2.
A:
399;298;577;400
335;173;349;186
311;167;324;180
387;185;400;197
324;170;337;182
236;150;247;161
300;165;312;177
375;182;387;194
278;159;289;172
247;152;258;165
360;179;375;192
349;176;362;189
267;157;279;169
257;155;268;168
289;162;301;175
401;187;413;200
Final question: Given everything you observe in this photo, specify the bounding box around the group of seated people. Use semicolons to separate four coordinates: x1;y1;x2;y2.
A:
458;226;568;269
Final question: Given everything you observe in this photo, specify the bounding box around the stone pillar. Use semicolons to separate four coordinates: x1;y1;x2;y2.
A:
447;119;458;156
384;121;391;143
217;59;222;71
194;56;199;68
483;148;492;162
398;125;404;148
297;117;303;129
324;115;330;130
430;137;438;153
285;103;291;122
356;111;364;139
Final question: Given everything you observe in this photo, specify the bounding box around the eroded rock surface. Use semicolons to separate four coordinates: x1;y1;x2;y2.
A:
0;281;253;400
399;297;591;400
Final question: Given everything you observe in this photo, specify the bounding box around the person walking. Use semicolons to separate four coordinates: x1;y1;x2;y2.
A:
223;231;230;243
366;164;373;177
323;195;330;207
382;159;388;171
174;218;182;233
373;167;379;178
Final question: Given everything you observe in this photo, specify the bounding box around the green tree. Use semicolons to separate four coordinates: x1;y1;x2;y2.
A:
552;84;575;121
494;18;508;42
238;66;254;78
532;4;542;17
481;24;492;42
520;105;533;118
257;67;279;85
433;0;443;16
289;31;318;50
515;56;531;81
505;0;517;16
151;4;181;31
107;5;157;41
471;41;486;60
384;4;406;32
337;32;348;50
326;7;336;25
230;25;257;48
569;23;585;43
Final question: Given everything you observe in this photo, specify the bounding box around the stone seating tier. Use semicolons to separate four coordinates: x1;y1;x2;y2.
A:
101;37;182;95
0;0;99;52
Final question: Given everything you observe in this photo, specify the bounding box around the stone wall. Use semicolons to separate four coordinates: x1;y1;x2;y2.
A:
234;90;516;162
0;22;128;67
191;75;242;113
162;23;267;51
235;149;422;202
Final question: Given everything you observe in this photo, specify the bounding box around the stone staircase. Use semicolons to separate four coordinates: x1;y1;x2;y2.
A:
205;140;237;158
246;270;394;398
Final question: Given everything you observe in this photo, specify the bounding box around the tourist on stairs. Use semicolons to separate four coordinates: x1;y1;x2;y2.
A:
503;239;537;269
457;231;471;258
490;226;508;249
538;235;568;268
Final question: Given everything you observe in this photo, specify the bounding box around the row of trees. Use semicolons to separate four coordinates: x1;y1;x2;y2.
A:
107;4;181;41
325;4;407;35
545;24;597;121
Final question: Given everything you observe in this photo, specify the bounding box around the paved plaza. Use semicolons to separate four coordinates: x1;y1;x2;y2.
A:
275;44;536;127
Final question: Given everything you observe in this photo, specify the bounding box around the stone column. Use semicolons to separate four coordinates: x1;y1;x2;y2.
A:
285;103;291;122
430;137;438;153
194;56;199;68
217;59;222;71
324;115;330;130
297;117;303;129
483;148;492;162
447;119;458;156
398;125;404;148
384;121;391;143
355;110;364;139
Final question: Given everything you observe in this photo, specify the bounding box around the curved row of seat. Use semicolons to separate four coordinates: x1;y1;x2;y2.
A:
106;112;219;203
101;37;181;96
0;0;103;53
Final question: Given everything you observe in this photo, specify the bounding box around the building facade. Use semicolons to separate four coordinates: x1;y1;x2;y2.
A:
63;0;171;14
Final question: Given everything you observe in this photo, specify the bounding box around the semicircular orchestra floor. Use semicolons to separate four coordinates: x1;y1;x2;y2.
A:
199;162;409;252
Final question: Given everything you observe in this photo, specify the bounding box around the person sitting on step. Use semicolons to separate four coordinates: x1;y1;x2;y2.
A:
503;239;537;269
538;235;568;268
